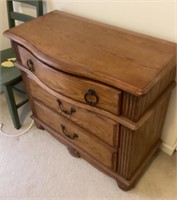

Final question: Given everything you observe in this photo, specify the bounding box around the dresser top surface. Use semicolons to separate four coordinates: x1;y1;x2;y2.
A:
4;10;176;96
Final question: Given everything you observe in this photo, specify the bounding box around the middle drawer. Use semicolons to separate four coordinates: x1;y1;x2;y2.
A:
28;77;119;148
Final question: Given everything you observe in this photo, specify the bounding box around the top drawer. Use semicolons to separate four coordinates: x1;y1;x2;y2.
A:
18;45;121;115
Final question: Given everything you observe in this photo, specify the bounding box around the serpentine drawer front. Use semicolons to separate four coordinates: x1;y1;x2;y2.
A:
4;10;176;190
33;100;117;170
28;77;119;147
18;45;121;115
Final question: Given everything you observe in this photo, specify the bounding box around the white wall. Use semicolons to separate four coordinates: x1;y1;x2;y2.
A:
0;0;11;50
0;0;176;155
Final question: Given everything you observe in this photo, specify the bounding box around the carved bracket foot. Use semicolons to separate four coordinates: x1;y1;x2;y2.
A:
67;146;81;158
35;121;44;130
116;180;132;191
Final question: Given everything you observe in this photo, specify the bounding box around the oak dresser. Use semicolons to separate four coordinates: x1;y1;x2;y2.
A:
4;10;176;190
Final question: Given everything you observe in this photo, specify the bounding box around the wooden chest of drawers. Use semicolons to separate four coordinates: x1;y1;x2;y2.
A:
4;10;176;190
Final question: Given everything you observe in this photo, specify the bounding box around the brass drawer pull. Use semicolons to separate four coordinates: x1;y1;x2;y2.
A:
61;124;78;140
27;59;35;72
84;89;98;106
57;99;76;115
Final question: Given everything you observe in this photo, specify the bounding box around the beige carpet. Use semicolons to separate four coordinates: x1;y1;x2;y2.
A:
0;92;176;200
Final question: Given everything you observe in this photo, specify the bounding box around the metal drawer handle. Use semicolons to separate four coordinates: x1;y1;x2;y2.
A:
27;59;35;72
57;99;76;115
61;124;78;140
84;89;98;106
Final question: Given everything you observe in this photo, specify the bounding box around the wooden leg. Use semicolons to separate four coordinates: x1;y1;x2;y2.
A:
116;180;132;191
67;146;81;158
34;121;44;130
3;84;21;129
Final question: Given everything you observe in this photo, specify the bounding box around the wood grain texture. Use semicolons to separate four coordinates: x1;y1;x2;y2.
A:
117;94;171;180
28;77;119;147
4;10;176;96
15;58;176;132
5;11;176;191
15;59;137;130
18;45;121;115
32;115;130;187
122;66;176;121
32;114;162;190
33;100;117;170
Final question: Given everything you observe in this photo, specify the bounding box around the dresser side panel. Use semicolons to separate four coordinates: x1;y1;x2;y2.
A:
118;93;171;179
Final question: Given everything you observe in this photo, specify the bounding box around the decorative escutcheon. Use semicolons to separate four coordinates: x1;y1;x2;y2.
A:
84;89;99;106
57;99;76;115
61;124;78;140
27;59;35;72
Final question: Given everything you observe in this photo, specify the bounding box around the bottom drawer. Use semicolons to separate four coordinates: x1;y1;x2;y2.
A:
33;100;117;170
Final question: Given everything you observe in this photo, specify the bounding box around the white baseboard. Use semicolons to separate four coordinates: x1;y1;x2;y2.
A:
160;142;177;156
